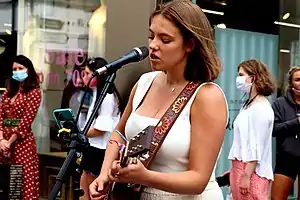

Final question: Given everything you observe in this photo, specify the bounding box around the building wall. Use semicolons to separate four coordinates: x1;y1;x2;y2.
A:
105;0;154;103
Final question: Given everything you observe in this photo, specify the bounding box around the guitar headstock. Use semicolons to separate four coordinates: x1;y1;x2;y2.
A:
120;126;154;167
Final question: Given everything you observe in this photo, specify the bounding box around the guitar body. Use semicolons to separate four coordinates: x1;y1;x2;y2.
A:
108;183;141;200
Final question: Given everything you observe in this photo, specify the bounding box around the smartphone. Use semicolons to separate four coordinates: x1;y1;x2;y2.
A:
53;108;79;132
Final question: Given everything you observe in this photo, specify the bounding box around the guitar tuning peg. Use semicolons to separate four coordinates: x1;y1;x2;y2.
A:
142;153;150;159
151;141;158;146
139;157;145;161
132;147;138;150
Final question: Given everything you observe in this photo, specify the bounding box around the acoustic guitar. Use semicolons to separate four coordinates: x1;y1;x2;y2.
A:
106;126;154;200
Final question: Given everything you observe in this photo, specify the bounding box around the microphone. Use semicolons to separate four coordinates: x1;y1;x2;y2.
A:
92;46;149;77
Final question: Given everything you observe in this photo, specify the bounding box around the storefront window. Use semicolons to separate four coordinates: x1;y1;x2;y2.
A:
0;2;15;89
16;0;105;153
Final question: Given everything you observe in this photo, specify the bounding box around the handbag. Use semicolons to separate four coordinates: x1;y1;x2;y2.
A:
107;81;201;200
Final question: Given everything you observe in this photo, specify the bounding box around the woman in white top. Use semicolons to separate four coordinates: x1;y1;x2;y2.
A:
228;59;276;199
89;1;228;200
79;57;121;200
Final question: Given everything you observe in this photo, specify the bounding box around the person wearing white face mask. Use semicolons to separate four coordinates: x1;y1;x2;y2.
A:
271;66;300;200
228;59;276;200
236;76;253;93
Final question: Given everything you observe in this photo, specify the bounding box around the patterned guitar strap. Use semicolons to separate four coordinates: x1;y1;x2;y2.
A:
141;81;201;168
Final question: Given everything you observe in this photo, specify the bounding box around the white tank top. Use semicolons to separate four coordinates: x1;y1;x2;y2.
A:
125;71;228;181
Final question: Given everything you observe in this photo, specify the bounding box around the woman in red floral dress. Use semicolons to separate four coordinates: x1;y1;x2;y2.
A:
0;55;41;200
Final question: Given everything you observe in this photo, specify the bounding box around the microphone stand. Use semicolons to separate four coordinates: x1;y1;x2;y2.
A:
49;73;117;200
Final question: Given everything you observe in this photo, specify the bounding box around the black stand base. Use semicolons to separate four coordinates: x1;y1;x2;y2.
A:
49;133;89;200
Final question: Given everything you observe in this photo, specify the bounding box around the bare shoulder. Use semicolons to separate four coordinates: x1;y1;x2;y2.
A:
190;83;228;135
193;83;227;110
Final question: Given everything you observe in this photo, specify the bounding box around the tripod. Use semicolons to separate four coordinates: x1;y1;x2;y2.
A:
49;73;117;200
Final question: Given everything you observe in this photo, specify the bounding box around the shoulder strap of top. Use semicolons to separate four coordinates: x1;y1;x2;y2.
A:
132;71;160;111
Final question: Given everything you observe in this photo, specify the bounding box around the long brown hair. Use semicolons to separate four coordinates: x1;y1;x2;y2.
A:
6;55;40;98
238;59;276;96
150;0;221;82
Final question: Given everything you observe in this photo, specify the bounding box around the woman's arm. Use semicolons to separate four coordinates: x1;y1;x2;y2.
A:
9;88;42;144
8;134;17;145
0;91;7;140
0;131;3;140
243;161;257;178
87;128;105;137
142;84;228;194
242;103;273;176
99;83;138;177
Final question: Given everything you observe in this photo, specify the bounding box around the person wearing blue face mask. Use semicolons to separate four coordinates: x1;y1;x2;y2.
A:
12;69;29;81
0;55;41;200
227;59;276;200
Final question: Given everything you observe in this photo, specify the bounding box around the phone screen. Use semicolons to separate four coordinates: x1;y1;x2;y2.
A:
53;109;77;130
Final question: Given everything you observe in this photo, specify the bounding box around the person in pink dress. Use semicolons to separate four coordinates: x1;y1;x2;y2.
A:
228;59;276;199
0;55;41;200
